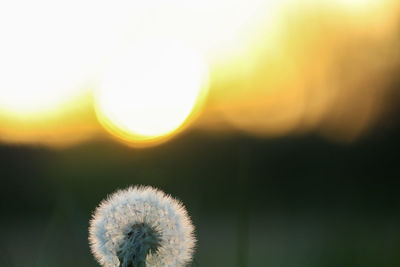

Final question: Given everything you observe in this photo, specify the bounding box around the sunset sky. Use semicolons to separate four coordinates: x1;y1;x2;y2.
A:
0;0;398;147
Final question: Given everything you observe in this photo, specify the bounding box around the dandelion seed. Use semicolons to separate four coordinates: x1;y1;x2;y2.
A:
89;186;196;267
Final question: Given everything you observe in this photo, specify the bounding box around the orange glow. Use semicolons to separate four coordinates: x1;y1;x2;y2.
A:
195;0;400;141
0;92;99;147
0;0;399;146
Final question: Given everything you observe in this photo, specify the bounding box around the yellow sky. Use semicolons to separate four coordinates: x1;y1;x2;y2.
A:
0;0;398;147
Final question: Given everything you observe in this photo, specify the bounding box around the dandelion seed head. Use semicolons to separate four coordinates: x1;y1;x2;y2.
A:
89;186;196;267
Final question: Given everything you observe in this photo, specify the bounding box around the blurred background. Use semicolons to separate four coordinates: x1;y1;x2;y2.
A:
1;0;400;266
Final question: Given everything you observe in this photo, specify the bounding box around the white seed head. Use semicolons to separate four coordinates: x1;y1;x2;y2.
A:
89;186;196;267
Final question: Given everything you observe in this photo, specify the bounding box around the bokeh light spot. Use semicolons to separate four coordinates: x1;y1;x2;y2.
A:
95;38;209;146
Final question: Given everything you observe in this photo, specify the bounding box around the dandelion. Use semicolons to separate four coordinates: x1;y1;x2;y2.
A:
89;186;196;267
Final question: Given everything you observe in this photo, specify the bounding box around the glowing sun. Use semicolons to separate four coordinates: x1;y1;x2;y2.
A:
94;38;209;146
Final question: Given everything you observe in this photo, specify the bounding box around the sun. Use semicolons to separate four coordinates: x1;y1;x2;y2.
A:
94;38;209;147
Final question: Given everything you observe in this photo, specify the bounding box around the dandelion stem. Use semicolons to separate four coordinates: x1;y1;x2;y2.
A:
193;257;201;267
117;223;160;267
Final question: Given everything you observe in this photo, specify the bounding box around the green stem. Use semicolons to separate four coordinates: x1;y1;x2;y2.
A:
193;257;201;267
118;224;160;267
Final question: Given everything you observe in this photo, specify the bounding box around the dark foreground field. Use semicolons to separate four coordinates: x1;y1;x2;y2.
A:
1;127;399;267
